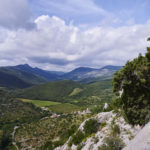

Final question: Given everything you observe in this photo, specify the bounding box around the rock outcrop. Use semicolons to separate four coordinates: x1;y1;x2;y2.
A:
123;122;150;150
55;111;140;150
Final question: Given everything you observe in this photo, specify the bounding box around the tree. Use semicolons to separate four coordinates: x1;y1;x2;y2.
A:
98;137;125;150
84;119;99;135
113;38;150;125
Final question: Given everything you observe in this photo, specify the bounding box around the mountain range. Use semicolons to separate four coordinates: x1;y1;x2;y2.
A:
0;64;122;88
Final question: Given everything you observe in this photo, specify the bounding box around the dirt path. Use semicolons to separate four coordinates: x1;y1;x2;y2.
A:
12;126;19;150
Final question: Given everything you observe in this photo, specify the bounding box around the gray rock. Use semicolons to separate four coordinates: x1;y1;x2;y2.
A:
123;122;150;150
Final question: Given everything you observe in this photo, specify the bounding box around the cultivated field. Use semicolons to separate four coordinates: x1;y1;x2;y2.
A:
19;98;61;107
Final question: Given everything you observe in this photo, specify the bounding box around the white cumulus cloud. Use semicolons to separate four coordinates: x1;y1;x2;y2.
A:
0;15;150;71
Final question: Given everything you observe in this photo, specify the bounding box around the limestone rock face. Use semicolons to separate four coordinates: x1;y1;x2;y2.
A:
123;122;150;150
55;111;140;150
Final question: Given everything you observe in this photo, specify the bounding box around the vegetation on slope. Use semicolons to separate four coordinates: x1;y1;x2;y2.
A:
113;39;150;125
0;89;47;149
73;79;113;103
0;67;47;89
16;79;114;108
47;103;80;113
15;114;91;149
19;98;61;107
17;80;84;102
13;64;62;81
98;136;125;150
0;70;32;89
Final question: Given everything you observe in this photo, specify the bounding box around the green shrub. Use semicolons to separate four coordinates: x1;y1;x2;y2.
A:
98;137;125;150
70;130;85;145
77;143;85;150
68;124;77;136
0;127;12;150
1;134;11;150
84;119;99;136
100;122;107;128
67;140;72;147
53;140;65;148
111;124;120;136
40;141;53;150
91;105;103;114
93;136;99;144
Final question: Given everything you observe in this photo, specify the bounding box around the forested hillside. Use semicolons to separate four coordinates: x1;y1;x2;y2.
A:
16;79;114;107
16;80;84;102
0;66;47;88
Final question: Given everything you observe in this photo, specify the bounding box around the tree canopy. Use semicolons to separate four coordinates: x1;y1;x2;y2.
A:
113;38;150;125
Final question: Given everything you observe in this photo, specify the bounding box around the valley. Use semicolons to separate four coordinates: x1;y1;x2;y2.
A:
1;60;150;150
16;79;114;107
0;64;117;149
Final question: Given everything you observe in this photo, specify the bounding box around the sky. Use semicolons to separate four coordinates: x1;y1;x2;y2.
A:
0;0;150;71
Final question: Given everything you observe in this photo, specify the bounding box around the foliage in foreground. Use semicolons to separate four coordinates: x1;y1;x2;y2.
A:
98;137;125;150
70;130;85;145
113;42;150;125
84;119;99;135
69;119;99;146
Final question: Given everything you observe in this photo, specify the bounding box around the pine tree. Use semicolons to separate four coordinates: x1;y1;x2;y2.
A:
113;38;150;125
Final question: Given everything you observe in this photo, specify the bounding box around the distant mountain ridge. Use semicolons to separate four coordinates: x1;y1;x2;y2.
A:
0;66;47;88
0;64;122;88
100;65;122;70
13;64;63;81
60;65;122;82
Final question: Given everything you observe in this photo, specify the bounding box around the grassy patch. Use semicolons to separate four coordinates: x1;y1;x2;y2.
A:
69;88;83;96
19;98;61;107
48;103;80;113
98;137;125;150
19;99;81;114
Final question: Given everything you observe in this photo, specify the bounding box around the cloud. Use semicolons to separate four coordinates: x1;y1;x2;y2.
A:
0;15;150;71
0;0;35;30
30;56;70;66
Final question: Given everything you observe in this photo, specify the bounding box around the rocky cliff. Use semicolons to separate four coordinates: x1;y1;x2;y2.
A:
55;111;140;150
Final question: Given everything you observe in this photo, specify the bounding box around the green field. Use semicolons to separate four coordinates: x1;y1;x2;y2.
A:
48;103;80;113
19;98;61;107
19;99;80;113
